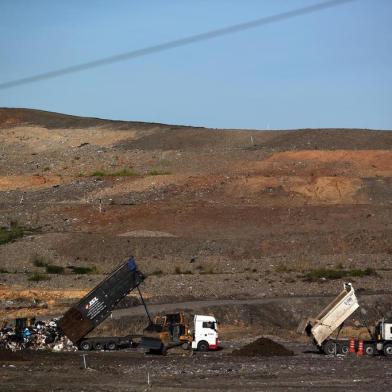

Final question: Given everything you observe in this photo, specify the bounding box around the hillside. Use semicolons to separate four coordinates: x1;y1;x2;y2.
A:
0;108;392;327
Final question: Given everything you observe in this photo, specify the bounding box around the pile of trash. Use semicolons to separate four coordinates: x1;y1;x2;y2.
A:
0;318;76;352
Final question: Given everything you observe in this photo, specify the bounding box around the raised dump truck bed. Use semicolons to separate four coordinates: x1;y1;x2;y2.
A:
58;258;144;348
299;283;359;354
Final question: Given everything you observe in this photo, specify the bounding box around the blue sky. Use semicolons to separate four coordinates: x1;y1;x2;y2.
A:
0;0;391;129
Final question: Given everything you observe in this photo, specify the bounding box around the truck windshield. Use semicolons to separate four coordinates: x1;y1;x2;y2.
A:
203;321;216;330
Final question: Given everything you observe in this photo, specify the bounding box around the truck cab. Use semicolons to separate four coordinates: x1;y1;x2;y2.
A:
372;319;392;356
191;315;219;351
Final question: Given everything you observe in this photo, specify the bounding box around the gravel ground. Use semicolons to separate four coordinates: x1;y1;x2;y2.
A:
1;342;392;391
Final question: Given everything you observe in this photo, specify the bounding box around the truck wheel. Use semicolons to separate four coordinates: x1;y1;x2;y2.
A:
197;341;209;352
107;341;117;350
181;342;190;350
80;341;92;351
339;342;349;355
322;340;337;355
364;344;375;356
94;342;104;351
383;343;392;357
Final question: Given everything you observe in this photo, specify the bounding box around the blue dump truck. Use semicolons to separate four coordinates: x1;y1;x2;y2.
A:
58;257;146;351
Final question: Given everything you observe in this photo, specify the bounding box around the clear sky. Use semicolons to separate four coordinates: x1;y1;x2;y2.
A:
0;0;391;129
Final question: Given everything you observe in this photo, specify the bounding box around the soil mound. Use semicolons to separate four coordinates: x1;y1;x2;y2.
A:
232;337;294;357
0;350;29;362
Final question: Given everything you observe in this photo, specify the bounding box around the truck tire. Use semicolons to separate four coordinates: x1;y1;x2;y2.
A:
182;342;190;350
80;341;92;351
322;340;337;355
197;341;209;352
107;341;117;350
94;342;104;351
364;344;375;356
383;343;392;357
338;342;349;355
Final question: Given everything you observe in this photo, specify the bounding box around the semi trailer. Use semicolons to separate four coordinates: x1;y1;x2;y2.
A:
300;282;392;356
58;257;145;351
58;257;219;353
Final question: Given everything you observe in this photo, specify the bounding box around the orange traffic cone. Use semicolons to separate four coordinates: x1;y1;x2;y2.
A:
349;337;356;354
357;340;364;356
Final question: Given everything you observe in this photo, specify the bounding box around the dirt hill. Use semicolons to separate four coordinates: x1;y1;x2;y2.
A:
0;108;392;323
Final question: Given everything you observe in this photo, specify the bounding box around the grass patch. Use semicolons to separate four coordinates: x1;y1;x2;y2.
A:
0;268;9;273
45;265;65;274
68;266;97;274
148;169;171;176
32;255;48;268
91;169;136;177
112;168;137;177
28;273;50;282
91;170;107;177
0;221;33;245
304;267;377;281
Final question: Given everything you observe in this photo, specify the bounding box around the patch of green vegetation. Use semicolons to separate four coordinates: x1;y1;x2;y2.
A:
111;168;137;177
32;255;48;268
304;268;377;281
148;169;171;176
91;170;107;177
45;265;65;274
0;268;9;273
69;266;97;274
91;169;137;177
28;273;50;282
0;221;33;246
43;167;50;171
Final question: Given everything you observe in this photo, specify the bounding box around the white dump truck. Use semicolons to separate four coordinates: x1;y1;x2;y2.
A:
299;283;359;354
300;282;392;356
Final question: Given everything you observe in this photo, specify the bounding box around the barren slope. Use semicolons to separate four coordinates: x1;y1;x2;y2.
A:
1;108;392;329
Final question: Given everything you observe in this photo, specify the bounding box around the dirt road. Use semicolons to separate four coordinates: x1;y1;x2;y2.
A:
1;343;391;391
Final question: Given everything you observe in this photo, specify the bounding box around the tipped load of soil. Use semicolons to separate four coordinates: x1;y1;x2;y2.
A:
232;337;294;357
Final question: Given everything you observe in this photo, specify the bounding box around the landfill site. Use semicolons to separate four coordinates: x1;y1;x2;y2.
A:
1;108;392;391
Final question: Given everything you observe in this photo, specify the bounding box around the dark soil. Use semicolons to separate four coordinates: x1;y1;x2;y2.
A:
0;350;29;362
232;337;294;357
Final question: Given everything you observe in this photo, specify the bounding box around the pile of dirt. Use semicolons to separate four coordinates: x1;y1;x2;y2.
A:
232;337;294;357
0;350;29;362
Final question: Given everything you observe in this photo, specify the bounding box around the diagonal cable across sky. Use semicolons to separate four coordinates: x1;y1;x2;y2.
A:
0;0;357;91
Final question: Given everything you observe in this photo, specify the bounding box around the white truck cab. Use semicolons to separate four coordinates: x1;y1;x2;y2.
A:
191;315;219;351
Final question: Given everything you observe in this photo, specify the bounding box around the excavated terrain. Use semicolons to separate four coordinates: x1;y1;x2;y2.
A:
1;108;392;390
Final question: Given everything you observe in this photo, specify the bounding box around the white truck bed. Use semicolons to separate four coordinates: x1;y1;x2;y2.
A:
301;283;359;346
